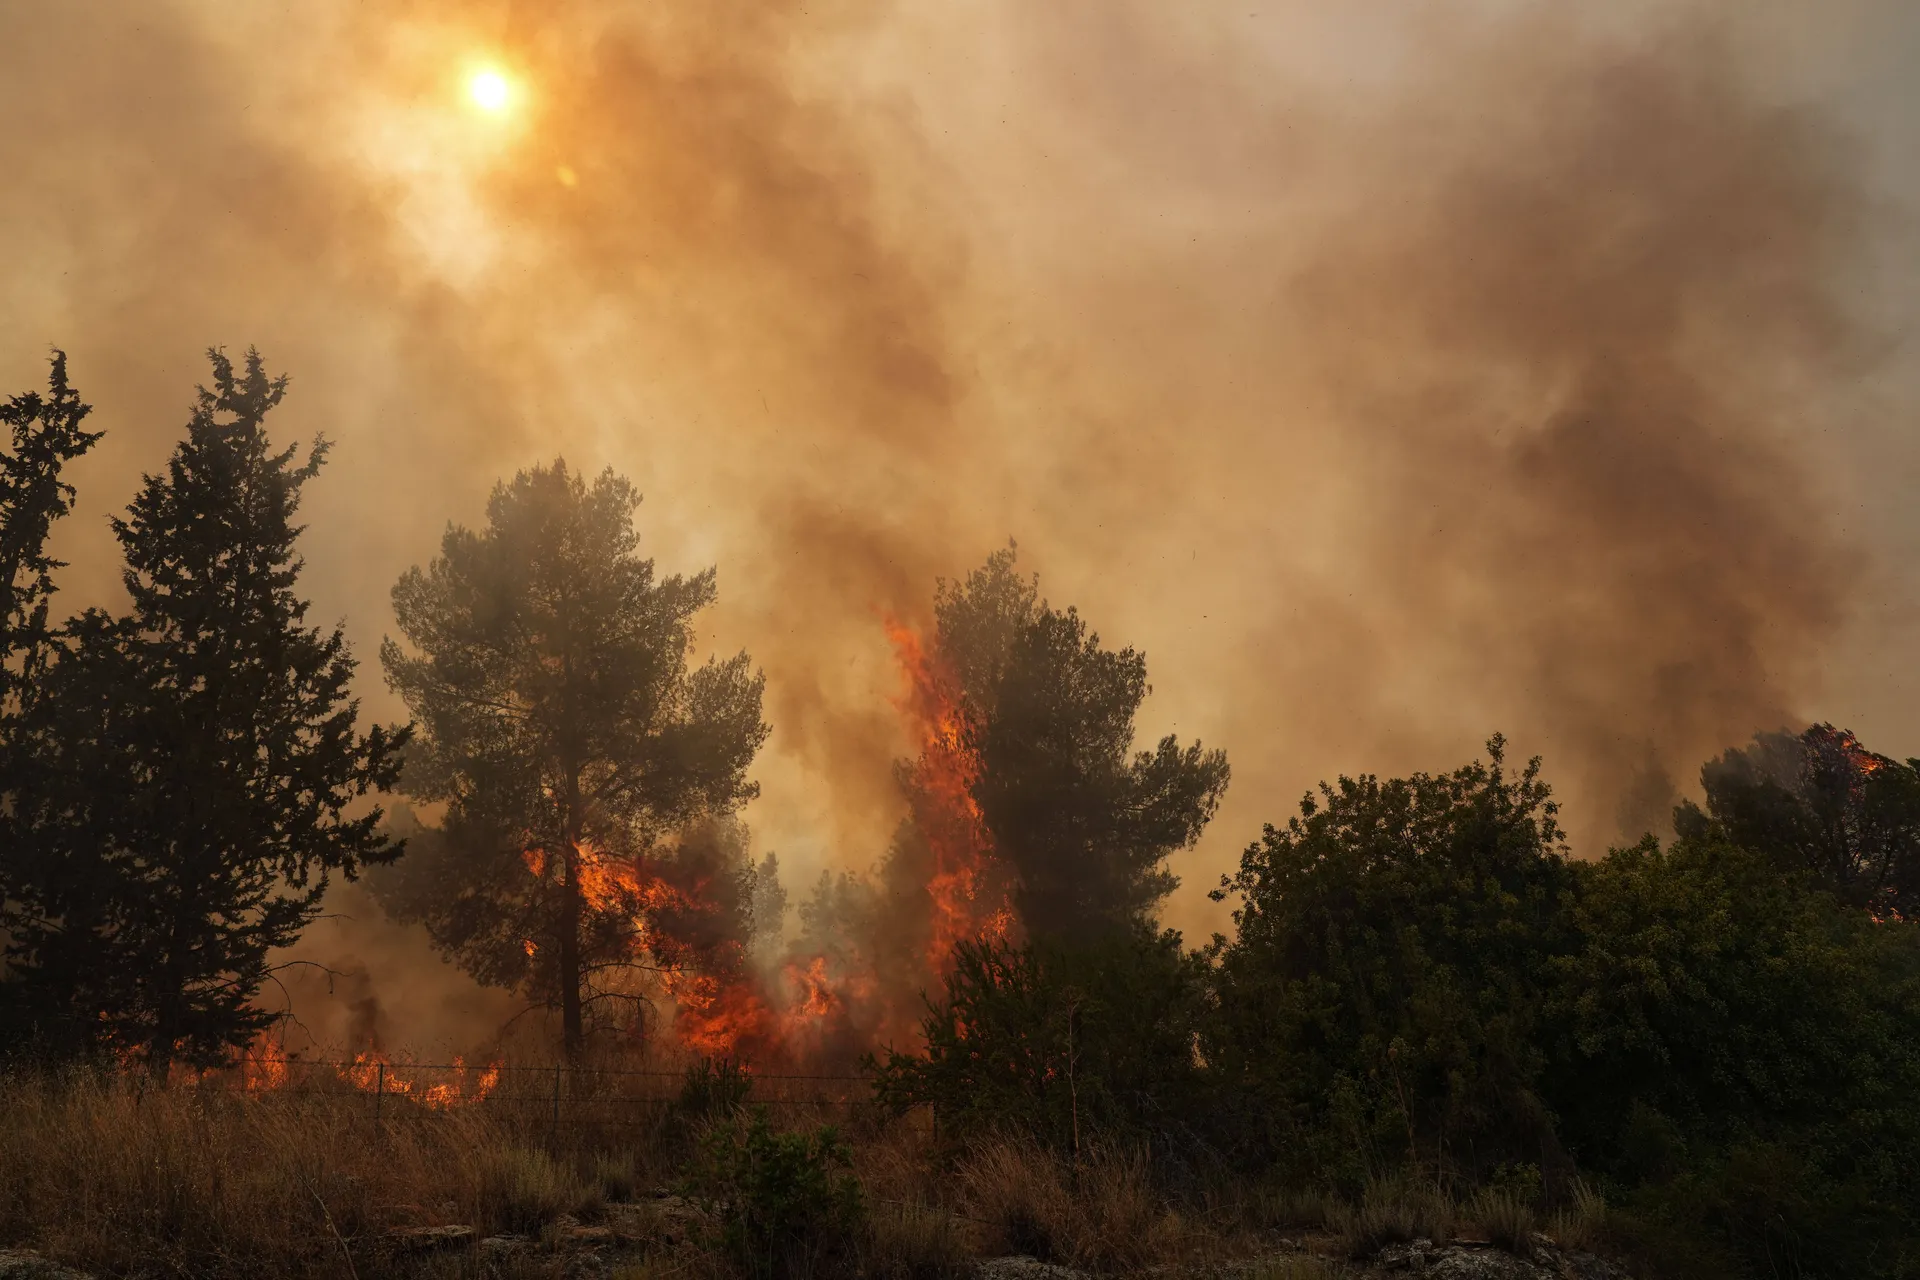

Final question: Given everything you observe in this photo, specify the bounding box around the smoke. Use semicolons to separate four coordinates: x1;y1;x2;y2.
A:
2;0;1913;1040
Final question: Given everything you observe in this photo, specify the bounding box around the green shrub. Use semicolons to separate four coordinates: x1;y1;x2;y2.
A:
684;1108;864;1279
1207;738;1576;1181
1545;836;1920;1276
871;927;1211;1154
1211;730;1920;1276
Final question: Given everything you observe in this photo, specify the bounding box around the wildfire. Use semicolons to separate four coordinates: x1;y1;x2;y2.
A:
665;965;783;1059
886;617;1014;974
341;1050;501;1109
489;618;1012;1066
238;1038;289;1092
133;1032;507;1109
1807;723;1887;780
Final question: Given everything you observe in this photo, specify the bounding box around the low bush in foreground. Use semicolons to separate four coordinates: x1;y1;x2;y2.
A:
684;1108;866;1279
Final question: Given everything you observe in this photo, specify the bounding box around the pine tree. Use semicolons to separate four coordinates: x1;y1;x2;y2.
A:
1;350;406;1067
377;460;768;1062
913;546;1231;940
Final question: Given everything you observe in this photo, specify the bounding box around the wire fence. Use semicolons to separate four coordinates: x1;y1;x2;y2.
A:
174;1057;878;1130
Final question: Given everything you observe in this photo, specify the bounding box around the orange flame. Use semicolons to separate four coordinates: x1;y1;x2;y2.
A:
340;1050;501;1109
885;617;1014;975
495;617;1016;1066
238;1037;289;1093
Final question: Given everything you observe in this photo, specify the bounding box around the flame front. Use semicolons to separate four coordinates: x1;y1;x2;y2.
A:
341;1050;501;1108
487;618;1013;1065
886;617;1013;976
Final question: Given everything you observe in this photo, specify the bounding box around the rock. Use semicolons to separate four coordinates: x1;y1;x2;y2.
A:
0;1251;93;1280
1424;1247;1549;1280
1377;1239;1440;1271
1361;1238;1634;1280
478;1233;534;1257
387;1224;476;1250
1561;1250;1633;1280
1159;1255;1321;1279
608;1194;709;1246
975;1257;1091;1280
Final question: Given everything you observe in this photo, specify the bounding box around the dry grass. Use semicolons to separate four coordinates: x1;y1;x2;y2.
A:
0;1069;502;1277
861;1198;971;1278
0;1068;1622;1279
475;1145;591;1234
1545;1180;1608;1253
957;1137;1179;1273
1330;1175;1454;1258
1467;1187;1536;1254
0;1068;645;1278
594;1150;644;1203
1252;1186;1343;1233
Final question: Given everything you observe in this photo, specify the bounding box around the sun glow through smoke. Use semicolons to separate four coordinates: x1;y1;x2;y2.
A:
467;67;513;115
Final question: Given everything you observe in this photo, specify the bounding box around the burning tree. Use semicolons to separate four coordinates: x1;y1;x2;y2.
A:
378;460;769;1062
885;546;1230;952
1679;723;1920;919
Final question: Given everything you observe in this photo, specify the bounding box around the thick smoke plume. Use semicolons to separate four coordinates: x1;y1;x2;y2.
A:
1;1;1911;1049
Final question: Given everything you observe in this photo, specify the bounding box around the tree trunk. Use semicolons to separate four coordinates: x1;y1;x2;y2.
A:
559;769;585;1066
559;837;584;1066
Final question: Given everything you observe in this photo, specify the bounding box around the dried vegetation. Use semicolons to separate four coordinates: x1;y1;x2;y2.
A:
0;1069;1623;1280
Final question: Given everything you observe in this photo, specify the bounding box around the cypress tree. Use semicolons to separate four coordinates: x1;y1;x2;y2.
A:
1;350;406;1067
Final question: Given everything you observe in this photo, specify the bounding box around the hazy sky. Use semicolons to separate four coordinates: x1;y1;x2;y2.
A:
5;1;1918;960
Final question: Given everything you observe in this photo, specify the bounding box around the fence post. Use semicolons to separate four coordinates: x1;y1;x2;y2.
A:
551;1065;561;1140
374;1061;384;1124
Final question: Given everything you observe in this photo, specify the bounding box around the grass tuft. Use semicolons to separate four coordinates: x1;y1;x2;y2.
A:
1545;1180;1607;1253
861;1198;971;1278
1468;1186;1536;1255
476;1145;587;1234
1331;1175;1453;1257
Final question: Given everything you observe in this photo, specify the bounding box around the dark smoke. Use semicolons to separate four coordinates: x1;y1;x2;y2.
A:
1;1;1911;1038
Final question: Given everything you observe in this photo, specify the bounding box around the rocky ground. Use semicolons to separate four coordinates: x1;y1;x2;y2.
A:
0;1197;1637;1280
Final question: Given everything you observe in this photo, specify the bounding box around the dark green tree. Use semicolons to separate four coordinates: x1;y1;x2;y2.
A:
871;927;1211;1155
377;460;768;1061
1207;737;1578;1186
1;351;101;924
2;350;406;1067
905;546;1230;941
1676;723;1920;919
1546;834;1920;1276
0;350;99;688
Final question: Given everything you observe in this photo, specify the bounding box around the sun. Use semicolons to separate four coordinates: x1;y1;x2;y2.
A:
466;67;514;115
